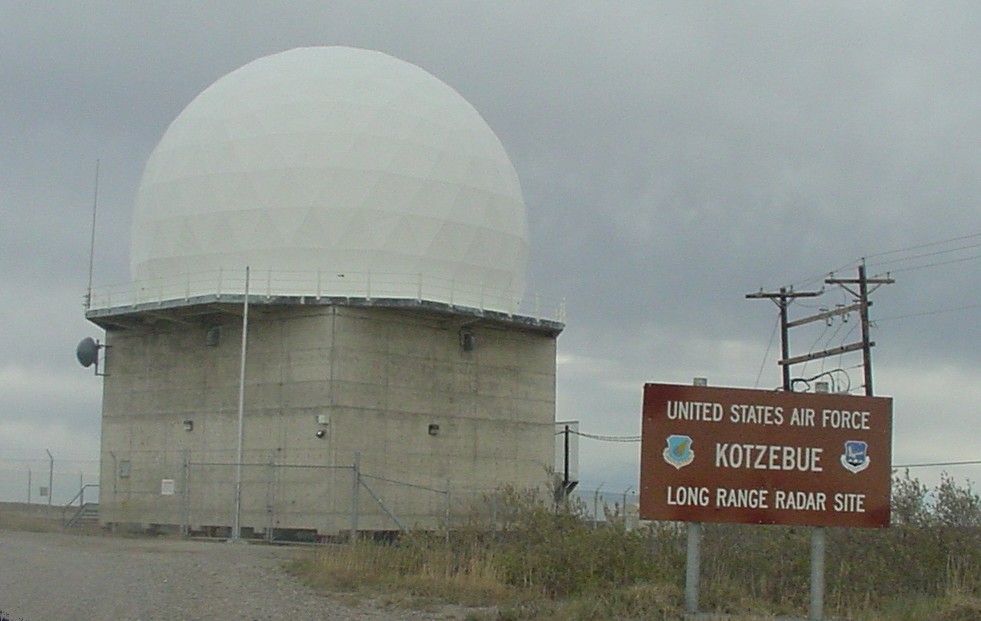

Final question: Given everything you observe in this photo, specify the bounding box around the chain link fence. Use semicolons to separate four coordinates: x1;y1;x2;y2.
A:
3;448;585;538
97;449;507;542
0;450;100;507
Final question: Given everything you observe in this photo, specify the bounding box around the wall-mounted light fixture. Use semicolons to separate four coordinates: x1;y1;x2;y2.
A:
183;420;194;432
315;414;330;439
428;424;440;436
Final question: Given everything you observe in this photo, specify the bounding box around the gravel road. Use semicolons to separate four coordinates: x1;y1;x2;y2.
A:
0;530;475;621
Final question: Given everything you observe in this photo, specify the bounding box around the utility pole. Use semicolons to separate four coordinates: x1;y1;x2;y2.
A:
747;263;893;621
745;287;823;390
555;424;579;501
825;262;894;396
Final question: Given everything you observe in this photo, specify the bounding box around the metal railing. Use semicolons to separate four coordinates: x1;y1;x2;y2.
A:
87;268;565;323
62;484;100;527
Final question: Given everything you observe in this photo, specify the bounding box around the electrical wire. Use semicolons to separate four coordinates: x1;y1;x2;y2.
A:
864;231;981;260
569;430;641;443
892;460;981;469
785;231;981;295
790;369;852;394
876;302;981;322
867;240;981;269
886;252;981;274
754;311;780;389
789;259;860;291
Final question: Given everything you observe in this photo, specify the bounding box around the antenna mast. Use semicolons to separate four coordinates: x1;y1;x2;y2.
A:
85;159;100;309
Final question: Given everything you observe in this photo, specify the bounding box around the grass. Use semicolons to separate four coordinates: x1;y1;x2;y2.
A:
290;473;980;621
291;540;513;606
0;510;64;533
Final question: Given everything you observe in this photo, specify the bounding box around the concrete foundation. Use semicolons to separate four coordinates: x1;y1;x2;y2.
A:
91;300;561;536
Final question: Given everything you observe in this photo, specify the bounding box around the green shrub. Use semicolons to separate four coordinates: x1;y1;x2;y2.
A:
295;473;980;620
484;492;684;598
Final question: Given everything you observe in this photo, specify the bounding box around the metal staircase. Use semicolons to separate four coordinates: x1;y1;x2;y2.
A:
64;502;99;528
62;484;100;529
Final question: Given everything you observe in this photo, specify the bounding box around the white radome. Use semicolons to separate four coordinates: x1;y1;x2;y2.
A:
131;46;528;311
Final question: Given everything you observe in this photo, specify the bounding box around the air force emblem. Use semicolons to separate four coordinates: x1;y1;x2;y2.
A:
841;440;870;473
663;434;695;469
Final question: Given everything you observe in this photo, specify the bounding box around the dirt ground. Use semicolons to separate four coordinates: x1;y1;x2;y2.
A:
0;529;478;621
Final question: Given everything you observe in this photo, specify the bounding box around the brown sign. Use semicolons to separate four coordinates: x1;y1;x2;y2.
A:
640;383;893;528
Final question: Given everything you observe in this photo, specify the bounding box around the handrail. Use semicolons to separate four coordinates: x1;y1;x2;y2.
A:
86;268;566;324
61;483;100;523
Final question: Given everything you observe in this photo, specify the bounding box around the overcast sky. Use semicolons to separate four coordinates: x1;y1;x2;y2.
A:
1;2;978;503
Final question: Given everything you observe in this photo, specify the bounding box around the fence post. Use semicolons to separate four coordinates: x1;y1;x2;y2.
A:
444;479;451;545
46;449;54;507
492;495;499;531
266;457;275;543
350;451;360;546
109;451;118;515
593;483;605;529
180;451;190;536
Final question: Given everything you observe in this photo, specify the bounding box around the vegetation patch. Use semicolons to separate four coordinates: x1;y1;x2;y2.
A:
291;473;979;620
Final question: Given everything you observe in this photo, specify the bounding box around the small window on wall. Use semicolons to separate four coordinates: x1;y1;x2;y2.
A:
119;460;131;479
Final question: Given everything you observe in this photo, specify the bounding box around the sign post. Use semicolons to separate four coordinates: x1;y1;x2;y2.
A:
641;383;893;618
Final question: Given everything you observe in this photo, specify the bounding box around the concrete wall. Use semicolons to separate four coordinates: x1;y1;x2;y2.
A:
99;304;557;535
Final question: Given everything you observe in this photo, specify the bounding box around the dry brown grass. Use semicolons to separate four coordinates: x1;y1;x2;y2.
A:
0;511;64;533
291;541;514;608
289;474;980;621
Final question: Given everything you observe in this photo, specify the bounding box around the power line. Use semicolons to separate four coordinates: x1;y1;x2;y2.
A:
864;231;981;260
789;260;859;291
893;460;981;469
868;240;981;269
786;231;981;292
754;311;780;389
886;252;981;274
571;430;641;443
877;302;981;322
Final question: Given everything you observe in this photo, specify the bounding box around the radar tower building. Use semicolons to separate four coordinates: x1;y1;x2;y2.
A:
84;47;563;538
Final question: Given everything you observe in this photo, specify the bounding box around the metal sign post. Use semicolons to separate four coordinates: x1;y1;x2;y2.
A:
685;521;701;614
810;526;826;620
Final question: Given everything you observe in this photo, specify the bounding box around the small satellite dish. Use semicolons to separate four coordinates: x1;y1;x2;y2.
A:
76;337;99;368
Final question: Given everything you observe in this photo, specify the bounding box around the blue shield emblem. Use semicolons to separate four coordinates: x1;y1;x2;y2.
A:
841;440;870;473
663;434;695;469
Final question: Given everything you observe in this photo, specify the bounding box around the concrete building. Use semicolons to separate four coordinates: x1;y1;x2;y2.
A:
84;47;563;538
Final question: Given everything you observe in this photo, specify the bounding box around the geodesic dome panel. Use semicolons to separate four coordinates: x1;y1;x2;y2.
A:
130;46;528;311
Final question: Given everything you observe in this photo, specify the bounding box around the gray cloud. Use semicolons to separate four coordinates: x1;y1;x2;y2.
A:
1;2;978;494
